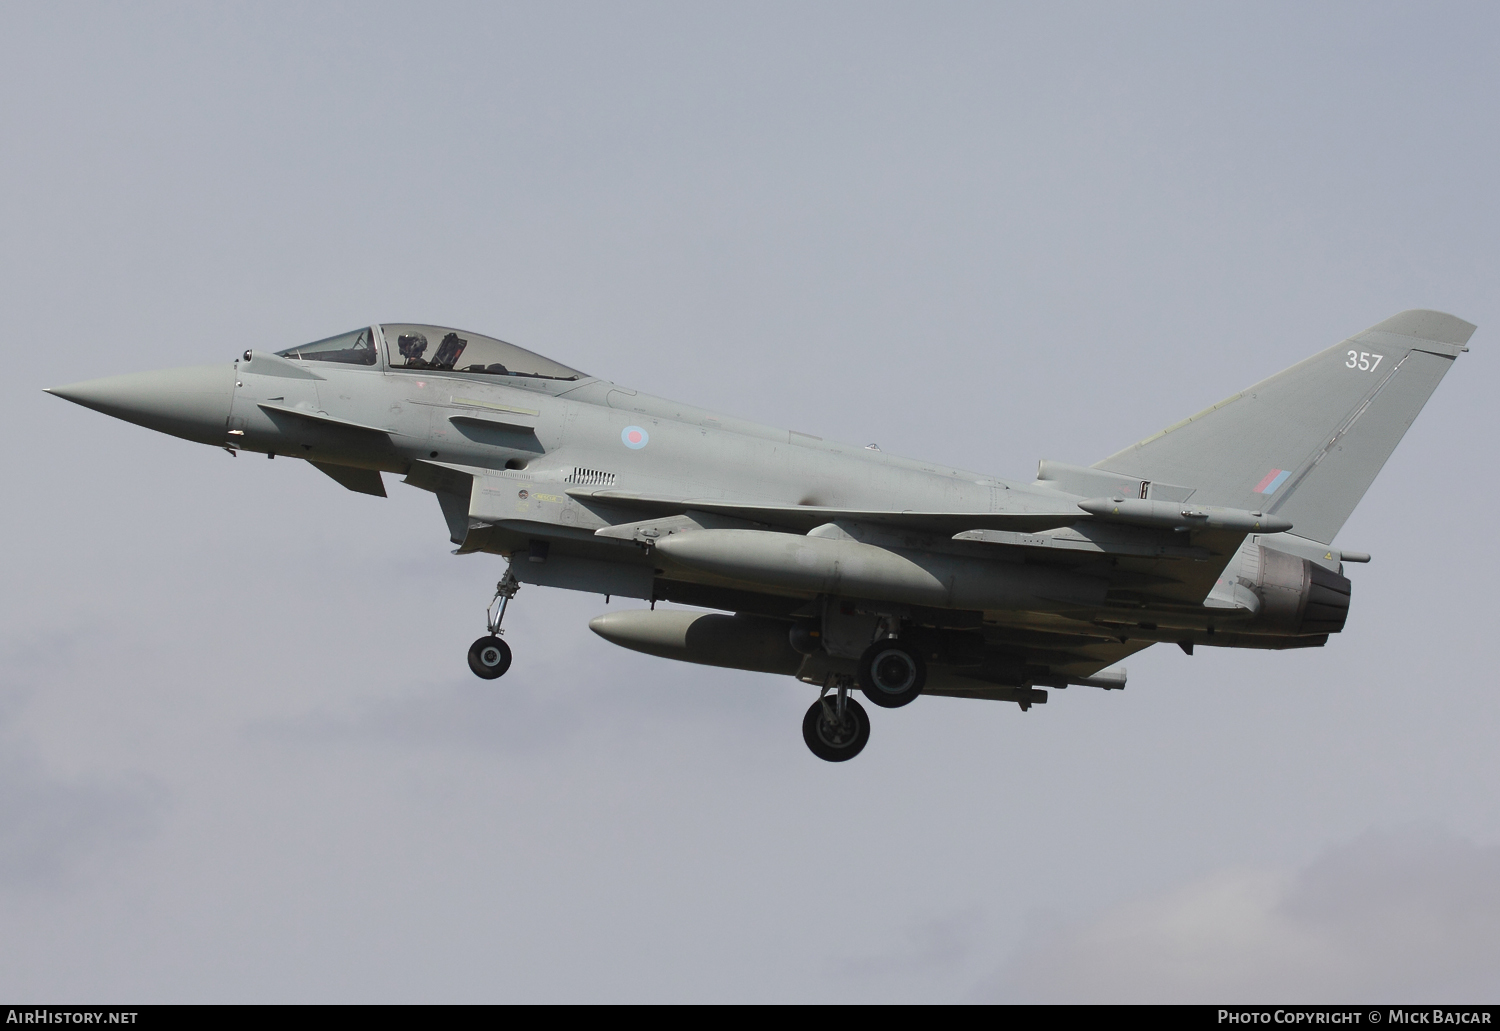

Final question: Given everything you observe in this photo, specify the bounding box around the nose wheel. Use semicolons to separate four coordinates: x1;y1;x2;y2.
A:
468;636;512;679
803;677;870;762
469;568;520;680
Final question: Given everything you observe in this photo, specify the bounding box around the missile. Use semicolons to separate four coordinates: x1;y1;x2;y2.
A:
651;528;1106;611
589;609;803;673
1077;497;1292;533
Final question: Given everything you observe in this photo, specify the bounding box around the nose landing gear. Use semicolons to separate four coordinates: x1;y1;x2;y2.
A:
468;568;519;680
802;676;870;762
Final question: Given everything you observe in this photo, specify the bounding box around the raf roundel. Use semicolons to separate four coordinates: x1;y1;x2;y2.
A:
621;425;649;450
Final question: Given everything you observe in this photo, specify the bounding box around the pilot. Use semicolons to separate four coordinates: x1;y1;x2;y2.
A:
397;332;429;368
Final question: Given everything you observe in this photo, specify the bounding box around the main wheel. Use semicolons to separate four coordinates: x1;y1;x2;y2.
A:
467;636;512;679
857;640;926;708
802;696;871;762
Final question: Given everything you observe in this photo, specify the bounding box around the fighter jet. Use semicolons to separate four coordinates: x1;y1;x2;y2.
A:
46;311;1474;761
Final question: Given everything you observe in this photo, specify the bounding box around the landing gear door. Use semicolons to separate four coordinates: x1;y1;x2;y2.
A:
820;598;880;660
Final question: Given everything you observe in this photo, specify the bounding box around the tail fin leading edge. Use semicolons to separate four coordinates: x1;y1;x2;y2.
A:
1093;310;1475;544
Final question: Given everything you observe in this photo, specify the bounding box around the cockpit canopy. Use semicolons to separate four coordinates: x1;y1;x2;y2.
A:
277;327;378;366
275;324;585;381
382;324;584;380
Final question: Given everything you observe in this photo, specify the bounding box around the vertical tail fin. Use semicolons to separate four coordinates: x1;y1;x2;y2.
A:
1093;310;1475;544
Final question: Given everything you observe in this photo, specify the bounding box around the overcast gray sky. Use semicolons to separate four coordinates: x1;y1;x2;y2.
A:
2;1;1497;1003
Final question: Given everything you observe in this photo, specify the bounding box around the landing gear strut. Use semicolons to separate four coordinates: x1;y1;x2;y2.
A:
802;676;870;762
468;568;519;680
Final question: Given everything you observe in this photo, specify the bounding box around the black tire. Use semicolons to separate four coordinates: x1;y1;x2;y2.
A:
857;640;926;708
802;696;871;762
467;636;512;679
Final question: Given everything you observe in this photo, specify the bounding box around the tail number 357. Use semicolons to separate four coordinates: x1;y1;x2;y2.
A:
1346;350;1383;371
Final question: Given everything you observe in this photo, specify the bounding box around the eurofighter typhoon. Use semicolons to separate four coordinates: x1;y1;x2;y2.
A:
47;311;1474;760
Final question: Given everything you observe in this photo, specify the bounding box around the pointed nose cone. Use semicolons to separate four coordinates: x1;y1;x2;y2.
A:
46;365;236;445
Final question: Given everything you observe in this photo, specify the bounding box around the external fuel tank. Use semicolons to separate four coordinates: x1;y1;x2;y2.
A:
652;528;1106;612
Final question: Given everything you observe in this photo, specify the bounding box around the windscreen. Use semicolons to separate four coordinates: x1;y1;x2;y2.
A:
276;327;378;366
382;324;584;380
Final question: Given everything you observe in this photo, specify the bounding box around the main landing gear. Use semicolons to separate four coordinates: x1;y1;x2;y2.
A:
798;610;931;760
857;638;926;708
802;676;870;762
468;568;519;680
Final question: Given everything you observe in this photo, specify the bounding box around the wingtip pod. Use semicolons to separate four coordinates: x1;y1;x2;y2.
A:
1032;667;1127;690
1078;497;1292;533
